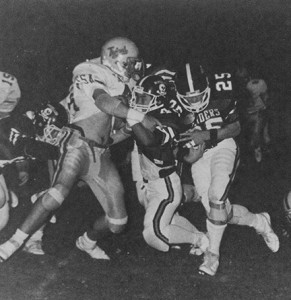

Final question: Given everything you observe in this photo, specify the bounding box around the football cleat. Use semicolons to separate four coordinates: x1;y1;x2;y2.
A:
23;240;44;255
76;236;109;260
198;250;220;276
256;212;279;252
189;233;209;256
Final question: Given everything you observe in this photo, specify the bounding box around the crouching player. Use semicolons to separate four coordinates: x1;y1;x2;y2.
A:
128;74;209;253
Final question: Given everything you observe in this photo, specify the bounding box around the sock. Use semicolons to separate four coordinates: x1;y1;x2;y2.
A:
206;220;226;256
81;232;96;249
11;229;29;245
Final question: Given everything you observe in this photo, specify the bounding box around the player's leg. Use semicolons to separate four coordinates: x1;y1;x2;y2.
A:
229;204;279;252
199;146;239;276
0;175;10;232
76;148;127;259
142;173;208;252
0;139;86;261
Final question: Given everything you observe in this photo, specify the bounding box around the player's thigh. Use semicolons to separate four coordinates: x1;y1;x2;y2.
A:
209;148;238;201
86;149;126;219
52;144;88;194
143;175;181;231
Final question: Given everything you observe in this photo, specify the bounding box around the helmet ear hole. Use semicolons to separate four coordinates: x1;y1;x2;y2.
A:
101;37;142;82
130;75;167;113
175;63;210;112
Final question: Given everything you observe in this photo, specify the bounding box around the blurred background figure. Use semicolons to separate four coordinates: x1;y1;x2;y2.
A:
235;63;271;163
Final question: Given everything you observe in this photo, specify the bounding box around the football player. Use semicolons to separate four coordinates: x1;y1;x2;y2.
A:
235;66;270;163
128;74;209;254
0;103;63;235
0;71;28;232
0;37;159;262
177;63;279;276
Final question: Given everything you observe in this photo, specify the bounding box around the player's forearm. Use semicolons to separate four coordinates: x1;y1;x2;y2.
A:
131;123;156;147
93;90;129;118
93;90;145;126
217;121;241;140
110;126;132;145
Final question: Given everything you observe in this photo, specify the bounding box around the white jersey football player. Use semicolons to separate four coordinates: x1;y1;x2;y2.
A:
0;72;27;233
177;63;279;276
0;71;21;120
128;74;209;254
0;37;157;262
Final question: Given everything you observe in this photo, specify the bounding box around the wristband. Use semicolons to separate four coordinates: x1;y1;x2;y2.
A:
210;129;218;147
126;109;145;127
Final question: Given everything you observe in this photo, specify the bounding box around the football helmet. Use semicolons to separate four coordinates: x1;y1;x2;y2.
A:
175;63;211;113
28;103;69;146
129;75;167;113
101;37;144;83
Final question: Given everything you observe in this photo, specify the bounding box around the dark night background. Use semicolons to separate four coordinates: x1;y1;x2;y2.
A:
0;0;289;110
0;2;291;299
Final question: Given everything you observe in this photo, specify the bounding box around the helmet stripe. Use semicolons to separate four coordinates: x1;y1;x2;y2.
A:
186;63;195;93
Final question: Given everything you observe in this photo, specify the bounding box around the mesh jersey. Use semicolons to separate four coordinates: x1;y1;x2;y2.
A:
137;124;178;181
194;71;239;129
0;72;21;119
63;58;126;124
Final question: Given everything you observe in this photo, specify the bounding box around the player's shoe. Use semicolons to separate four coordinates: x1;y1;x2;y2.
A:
0;239;20;262
256;212;279;252
76;236;110;260
189;233;209;256
198;250;219;276
23;240;44;255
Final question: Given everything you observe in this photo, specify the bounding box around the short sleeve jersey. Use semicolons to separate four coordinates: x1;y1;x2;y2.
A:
194;71;239;131
63;58;126;124
0;72;21;119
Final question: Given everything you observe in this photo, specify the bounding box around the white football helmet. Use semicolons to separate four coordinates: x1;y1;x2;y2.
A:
101;37;144;83
175;63;211;113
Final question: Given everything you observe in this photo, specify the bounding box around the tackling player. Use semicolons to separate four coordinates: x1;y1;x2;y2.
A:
128;74;209;254
177;63;279;276
0;37;157;262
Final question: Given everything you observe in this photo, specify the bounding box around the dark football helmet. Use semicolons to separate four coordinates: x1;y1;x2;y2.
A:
129;75;167;113
175;63;211;113
27;103;69;146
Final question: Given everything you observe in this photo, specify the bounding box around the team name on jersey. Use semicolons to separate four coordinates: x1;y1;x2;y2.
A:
196;108;220;124
74;74;103;90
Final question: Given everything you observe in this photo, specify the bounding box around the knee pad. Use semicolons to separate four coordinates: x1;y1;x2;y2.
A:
106;215;128;234
208;199;232;225
41;187;64;211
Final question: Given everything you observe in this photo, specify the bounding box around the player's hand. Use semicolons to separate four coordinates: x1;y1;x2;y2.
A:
141;115;162;131
183;143;205;164
18;171;29;186
179;129;206;146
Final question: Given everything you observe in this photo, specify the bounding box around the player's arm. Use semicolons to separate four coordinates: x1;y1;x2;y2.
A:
110;123;133;145
179;121;241;147
130;122;157;147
